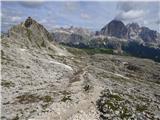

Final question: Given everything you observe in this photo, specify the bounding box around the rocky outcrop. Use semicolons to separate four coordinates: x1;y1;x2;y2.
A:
126;23;141;41
8;17;54;49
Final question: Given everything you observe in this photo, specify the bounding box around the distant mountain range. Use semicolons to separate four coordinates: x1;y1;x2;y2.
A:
51;19;160;62
1;18;160;62
52;19;160;46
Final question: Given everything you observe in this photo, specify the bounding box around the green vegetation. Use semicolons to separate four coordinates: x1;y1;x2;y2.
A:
119;107;132;119
16;93;53;104
43;95;52;103
12;114;19;120
136;96;150;102
61;95;72;102
26;66;30;69
26;29;32;41
60;90;72;102
65;45;114;56
82;48;113;55
97;90;133;119
109;94;124;101
136;104;148;112
83;85;90;92
1;80;15;88
66;47;86;56
105;100;119;111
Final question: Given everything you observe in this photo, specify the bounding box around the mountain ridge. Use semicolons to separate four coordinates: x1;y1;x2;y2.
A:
52;19;160;45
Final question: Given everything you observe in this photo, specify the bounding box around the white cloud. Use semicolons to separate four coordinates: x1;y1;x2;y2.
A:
155;19;160;25
115;10;145;21
11;16;22;22
80;13;91;19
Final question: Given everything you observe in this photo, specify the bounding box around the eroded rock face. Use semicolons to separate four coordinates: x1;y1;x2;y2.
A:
127;23;140;40
139;27;158;43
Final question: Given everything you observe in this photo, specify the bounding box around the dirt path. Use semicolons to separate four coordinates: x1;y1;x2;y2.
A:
34;65;103;120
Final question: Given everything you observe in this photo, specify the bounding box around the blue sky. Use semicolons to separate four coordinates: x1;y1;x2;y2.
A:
1;1;160;32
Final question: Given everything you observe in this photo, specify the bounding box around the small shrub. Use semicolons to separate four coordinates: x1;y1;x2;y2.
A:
61;95;72;102
26;66;30;69
16;94;53;104
136;104;148;112
83;85;90;92
42;95;52;103
12;114;19;120
1;80;15;88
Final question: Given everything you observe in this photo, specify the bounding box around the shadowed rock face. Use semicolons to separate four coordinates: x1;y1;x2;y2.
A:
140;27;158;43
101;20;127;39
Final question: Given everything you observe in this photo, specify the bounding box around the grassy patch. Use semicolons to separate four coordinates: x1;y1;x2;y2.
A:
97;90;133;119
66;47;86;56
82;48;113;55
136;96;150;102
105;100;119;111
120;107;132;119
109;94;124;101
26;29;32;41
1;80;15;88
83;84;91;92
60;90;72;102
12;114;19;120
26;66;30;69
16;93;53;104
61;95;72;102
136;104;148;112
43;95;52;103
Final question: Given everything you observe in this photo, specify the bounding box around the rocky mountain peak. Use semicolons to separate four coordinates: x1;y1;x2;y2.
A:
24;17;33;28
100;19;127;39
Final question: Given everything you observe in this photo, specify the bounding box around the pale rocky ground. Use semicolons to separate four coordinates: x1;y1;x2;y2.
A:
1;18;160;120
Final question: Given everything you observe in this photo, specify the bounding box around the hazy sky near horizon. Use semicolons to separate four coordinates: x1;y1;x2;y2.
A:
1;1;160;32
